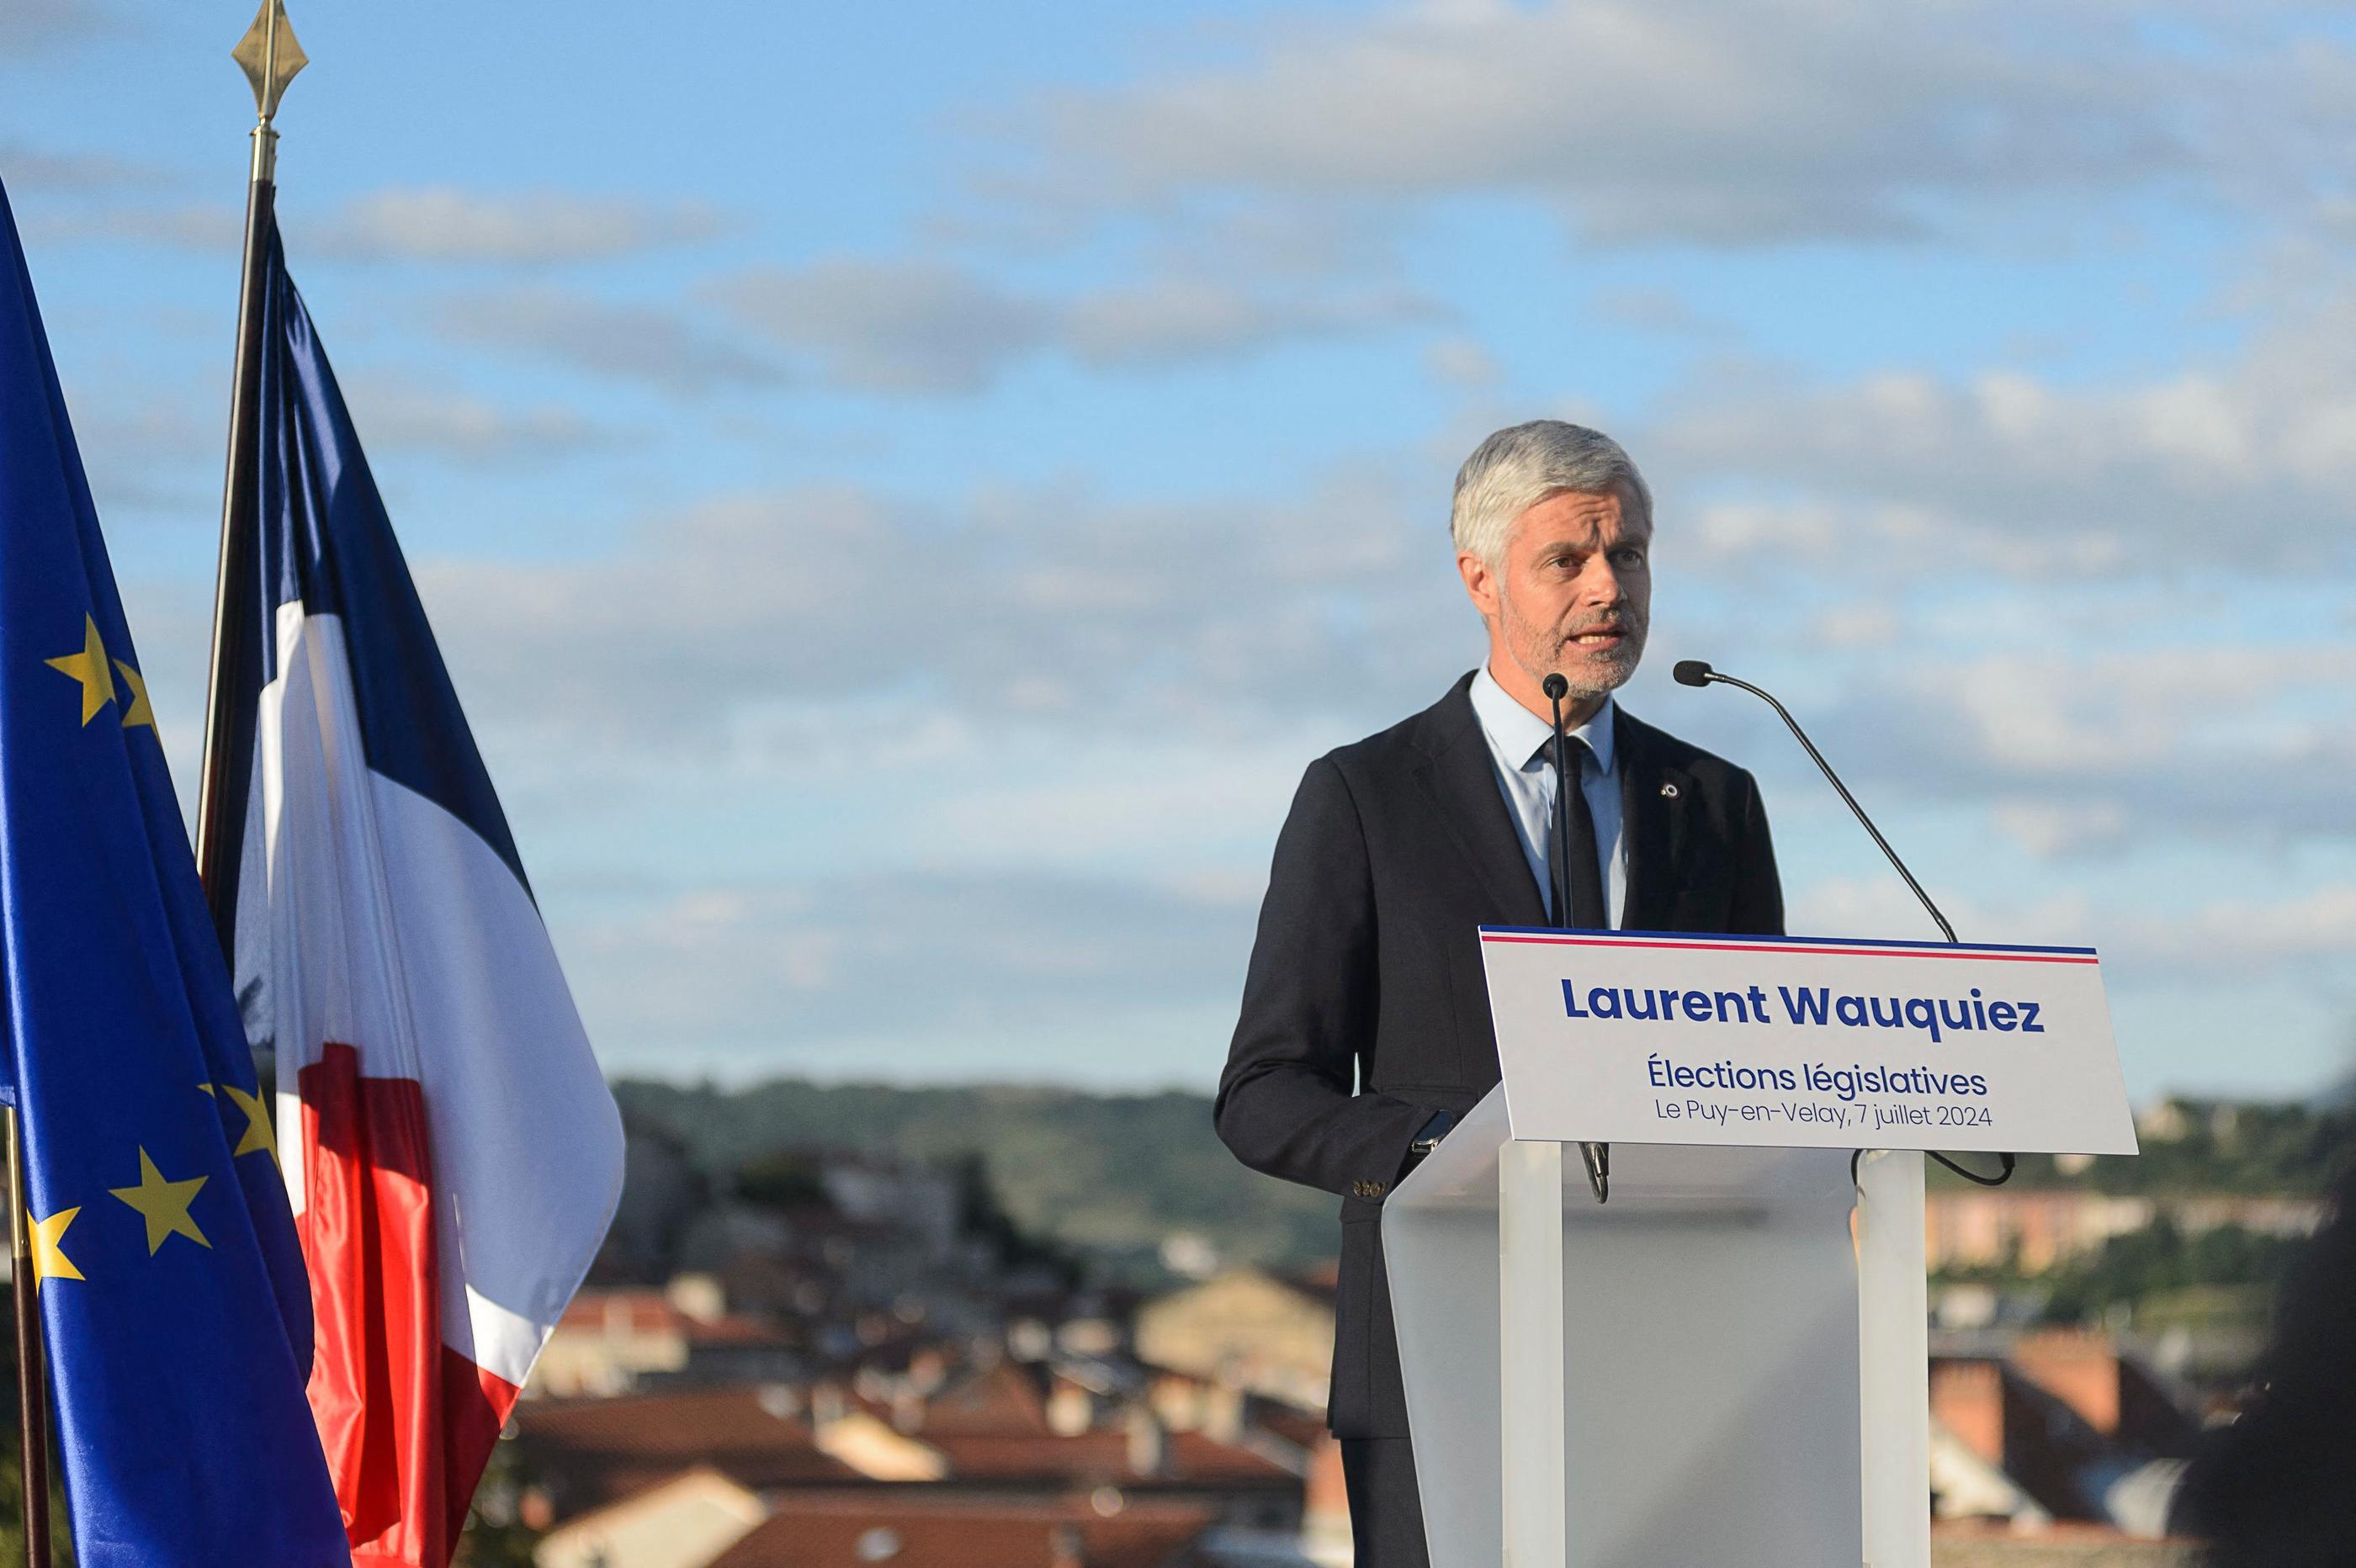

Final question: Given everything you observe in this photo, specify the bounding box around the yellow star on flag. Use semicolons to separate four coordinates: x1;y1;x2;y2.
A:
112;658;154;729
44;613;116;724
30;1206;82;1289
108;1147;210;1255
201;1082;280;1168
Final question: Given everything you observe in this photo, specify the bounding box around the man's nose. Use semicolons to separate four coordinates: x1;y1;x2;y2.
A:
1575;557;1626;607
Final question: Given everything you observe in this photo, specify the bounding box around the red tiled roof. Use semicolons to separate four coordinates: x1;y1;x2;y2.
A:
1250;1406;1325;1451
709;1494;1214;1567
921;1430;1290;1487
551;1290;795;1349
557;1290;679;1335
911;1361;1052;1437
517;1388;862;1517
689;1315;803;1349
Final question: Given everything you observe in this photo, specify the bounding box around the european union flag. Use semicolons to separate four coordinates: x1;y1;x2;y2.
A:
0;183;348;1561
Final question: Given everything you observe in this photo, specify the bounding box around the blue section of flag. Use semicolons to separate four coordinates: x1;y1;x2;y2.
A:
0;182;349;1563
250;228;528;891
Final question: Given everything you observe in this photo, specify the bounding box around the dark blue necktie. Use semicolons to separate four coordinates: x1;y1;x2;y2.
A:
1541;735;1606;929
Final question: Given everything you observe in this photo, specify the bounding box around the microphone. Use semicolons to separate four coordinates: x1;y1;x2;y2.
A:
1669;660;1955;943
1541;672;1610;1204
1679;659;2016;1187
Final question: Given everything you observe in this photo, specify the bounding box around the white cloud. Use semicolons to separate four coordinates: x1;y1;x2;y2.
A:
410;474;1467;755
435;289;786;395
1640;278;2356;583
21;203;240;252
1796;642;2356;854
2133;884;2356;972
1062;277;1435;367
306;188;725;264
1424;336;1500;389
549;870;1250;1071
709;259;1052;395
0;0;121;53
995;0;2284;247
1787;876;2090;948
18;187;726;263
709;255;1436;394
1810;604;1901;651
0;141;169;192
340;374;608;467
1991;802;2132;860
1792;873;2356;987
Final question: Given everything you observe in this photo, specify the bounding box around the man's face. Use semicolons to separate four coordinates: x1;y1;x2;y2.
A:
1458;487;1652;708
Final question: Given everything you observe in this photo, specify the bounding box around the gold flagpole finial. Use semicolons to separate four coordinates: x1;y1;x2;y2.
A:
231;0;306;124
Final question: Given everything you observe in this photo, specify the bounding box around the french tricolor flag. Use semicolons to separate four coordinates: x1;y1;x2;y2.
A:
210;226;623;1565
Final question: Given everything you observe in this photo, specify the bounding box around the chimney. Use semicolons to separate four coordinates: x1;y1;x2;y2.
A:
1929;1360;2003;1466
1204;1380;1244;1444
2012;1330;2120;1435
665;1273;725;1324
1300;1434;1352;1567
1048;1377;1092;1437
1123;1406;1167;1478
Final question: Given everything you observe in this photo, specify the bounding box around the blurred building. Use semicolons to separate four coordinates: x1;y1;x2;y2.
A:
1924;1189;2326;1275
535;1276;806;1398
1929;1332;2196;1536
1133;1267;1336;1416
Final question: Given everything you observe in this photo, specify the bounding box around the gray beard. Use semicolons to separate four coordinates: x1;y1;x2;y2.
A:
1541;638;1642;701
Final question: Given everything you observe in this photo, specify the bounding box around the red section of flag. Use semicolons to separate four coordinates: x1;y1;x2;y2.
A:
299;1041;453;1567
438;1348;521;1556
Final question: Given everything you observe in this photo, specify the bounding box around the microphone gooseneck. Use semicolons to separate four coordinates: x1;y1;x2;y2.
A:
1543;672;1610;1205
1679;659;2014;1188
1672;661;1956;944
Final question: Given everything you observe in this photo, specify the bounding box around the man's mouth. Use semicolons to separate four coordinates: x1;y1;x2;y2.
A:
1563;624;1626;650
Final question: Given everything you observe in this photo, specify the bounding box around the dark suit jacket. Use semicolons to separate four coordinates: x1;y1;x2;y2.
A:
1215;671;1785;1438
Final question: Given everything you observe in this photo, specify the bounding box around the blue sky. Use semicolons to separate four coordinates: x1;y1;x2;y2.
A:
6;1;2355;1099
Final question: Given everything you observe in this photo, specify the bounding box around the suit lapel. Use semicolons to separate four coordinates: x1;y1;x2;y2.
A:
1616;707;1692;932
1413;677;1548;924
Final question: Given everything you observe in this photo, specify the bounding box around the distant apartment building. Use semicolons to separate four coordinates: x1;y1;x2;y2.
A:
534;1276;805;1398
1133;1267;1336;1417
1925;1189;2327;1274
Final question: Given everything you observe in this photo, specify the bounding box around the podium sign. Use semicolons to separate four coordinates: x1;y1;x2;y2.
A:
1479;928;2138;1156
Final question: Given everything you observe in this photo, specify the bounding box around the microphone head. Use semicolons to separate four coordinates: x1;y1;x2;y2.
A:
1672;660;1715;688
1541;673;1569;701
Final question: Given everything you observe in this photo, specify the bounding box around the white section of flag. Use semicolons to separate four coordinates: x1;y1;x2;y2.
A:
243;602;623;1387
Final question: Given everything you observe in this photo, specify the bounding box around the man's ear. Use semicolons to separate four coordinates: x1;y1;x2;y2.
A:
1457;551;1500;622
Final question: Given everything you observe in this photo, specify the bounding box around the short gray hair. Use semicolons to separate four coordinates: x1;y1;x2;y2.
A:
1450;420;1652;567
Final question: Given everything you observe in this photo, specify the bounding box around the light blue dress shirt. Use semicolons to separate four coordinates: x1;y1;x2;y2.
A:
1468;665;1625;928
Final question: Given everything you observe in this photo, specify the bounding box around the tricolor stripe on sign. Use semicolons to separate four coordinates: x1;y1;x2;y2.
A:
215;225;623;1567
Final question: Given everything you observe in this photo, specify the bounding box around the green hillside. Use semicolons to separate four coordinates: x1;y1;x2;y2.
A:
612;1078;1340;1272
614;1082;2354;1281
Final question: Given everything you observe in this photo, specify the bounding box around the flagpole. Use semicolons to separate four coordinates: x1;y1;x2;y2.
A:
6;1109;46;1565
196;2;306;945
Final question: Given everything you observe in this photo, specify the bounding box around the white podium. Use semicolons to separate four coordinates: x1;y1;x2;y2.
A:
1384;1087;1927;1568
1382;927;2136;1568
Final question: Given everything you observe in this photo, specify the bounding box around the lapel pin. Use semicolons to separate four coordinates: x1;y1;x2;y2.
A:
1659;781;1679;798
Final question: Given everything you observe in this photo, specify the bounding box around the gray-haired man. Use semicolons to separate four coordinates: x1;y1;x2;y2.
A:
1216;421;1786;1564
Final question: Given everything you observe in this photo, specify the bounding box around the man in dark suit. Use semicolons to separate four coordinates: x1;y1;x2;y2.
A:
1215;420;1785;1565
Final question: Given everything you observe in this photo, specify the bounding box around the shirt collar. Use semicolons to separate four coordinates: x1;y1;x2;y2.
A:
1470;665;1616;775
